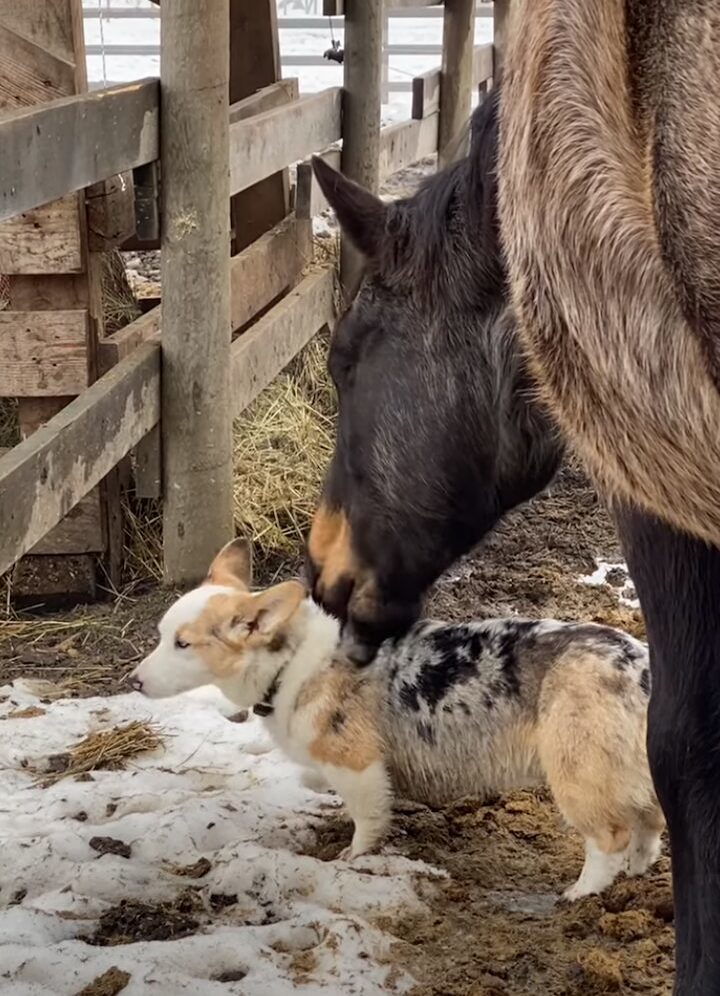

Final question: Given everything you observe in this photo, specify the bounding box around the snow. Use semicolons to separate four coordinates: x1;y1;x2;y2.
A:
578;560;640;610
0;682;442;994
82;1;493;122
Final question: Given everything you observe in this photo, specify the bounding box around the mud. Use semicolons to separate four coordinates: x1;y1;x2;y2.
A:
0;462;671;992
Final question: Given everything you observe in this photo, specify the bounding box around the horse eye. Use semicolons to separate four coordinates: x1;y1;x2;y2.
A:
174;637;190;650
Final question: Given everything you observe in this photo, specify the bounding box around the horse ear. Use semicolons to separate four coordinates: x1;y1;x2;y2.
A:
311;156;387;259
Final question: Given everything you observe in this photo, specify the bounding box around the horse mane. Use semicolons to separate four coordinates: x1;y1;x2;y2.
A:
386;87;503;300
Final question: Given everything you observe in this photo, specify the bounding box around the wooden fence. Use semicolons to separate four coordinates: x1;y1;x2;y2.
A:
0;0;505;590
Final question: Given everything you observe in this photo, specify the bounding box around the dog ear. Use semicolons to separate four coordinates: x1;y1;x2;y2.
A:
238;580;306;637
206;537;253;589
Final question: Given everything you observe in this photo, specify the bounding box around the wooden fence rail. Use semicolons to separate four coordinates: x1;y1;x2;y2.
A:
0;0;503;586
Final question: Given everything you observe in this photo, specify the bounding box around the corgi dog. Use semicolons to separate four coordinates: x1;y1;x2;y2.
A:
130;538;664;900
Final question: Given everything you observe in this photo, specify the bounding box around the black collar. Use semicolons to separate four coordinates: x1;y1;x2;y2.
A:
252;666;286;718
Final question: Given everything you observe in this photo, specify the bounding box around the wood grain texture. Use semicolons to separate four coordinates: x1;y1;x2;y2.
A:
0;310;89;396
0;341;160;576
0;79;159;222
438;0;475;168
0;197;83;273
160;0;234;584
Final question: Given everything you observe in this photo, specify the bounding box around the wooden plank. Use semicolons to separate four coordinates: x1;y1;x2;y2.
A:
493;0;509;80
0;310;89;396
98;216;309;370
0;79;159;222
0;341;160;577
86;173;136;251
474;42;493;84
133;423;161;499
438;0;475;168
161;0;234;584
379;113;439;177
30;493;104;555
0;196;83;273
131;160;160;243
323;0;344;13
0;26;75;109
229;88;342;196
231;269;335;416
341;0;383;290
229;1;290;254
411;66;441;120
0;0;77;63
229;77;298;124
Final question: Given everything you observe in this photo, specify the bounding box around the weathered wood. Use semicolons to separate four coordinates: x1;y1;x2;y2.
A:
229;88;342;196
99;216;309;369
229;78;299;124
474;41;493;84
438;0;475;168
231;269;335;416
0;79;159;222
131;160;160;243
133;422;162;500
493;0;510;81
86;173;135;251
379;113;439;177
0;341;160;577
0;197;83;273
229;0;290;254
0;310;89;396
0;26;75;107
28;493;105;555
0;0;77;64
412;67;441;120
341;0;383;290
161;0;234;585
230;216;311;330
323;0;344;13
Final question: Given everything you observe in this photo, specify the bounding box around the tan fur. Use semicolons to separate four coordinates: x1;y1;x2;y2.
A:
204;537;253;589
537;650;662;851
303;662;383;771
307;504;361;595
499;0;720;545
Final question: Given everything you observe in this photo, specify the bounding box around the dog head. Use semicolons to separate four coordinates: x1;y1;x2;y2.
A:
129;538;305;700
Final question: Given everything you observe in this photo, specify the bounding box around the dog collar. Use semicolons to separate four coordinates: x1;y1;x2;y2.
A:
252;665;286;718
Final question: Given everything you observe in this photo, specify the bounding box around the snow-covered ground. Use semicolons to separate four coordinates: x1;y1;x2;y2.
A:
82;1;493;123
0;682;442;995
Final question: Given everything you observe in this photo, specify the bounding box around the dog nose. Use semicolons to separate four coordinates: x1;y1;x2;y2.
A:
126;674;143;693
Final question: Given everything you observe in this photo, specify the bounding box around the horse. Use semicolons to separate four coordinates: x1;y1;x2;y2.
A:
499;2;720;991
306;90;562;662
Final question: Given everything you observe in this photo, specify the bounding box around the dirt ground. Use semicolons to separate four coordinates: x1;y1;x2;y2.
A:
0;461;671;995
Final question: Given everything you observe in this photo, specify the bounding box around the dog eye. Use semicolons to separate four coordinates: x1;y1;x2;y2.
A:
174;637;190;650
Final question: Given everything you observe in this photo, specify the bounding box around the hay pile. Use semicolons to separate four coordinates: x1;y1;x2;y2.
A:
36;719;165;786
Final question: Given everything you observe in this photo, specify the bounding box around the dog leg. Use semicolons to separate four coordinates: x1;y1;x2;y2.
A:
564;834;629;901
323;760;393;859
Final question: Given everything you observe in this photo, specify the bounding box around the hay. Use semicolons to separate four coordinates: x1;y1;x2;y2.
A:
36;719;165;786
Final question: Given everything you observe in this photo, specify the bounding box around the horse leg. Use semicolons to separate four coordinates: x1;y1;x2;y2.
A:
615;504;720;995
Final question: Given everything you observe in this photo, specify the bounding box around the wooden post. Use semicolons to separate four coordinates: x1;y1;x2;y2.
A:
492;0;510;83
229;0;290;255
340;0;383;294
161;0;234;585
438;0;476;169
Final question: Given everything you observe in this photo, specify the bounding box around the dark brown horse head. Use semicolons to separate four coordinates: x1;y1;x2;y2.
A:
307;92;562;662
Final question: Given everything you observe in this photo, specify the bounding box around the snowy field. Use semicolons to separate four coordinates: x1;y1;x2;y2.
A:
83;0;493;123
0;681;443;995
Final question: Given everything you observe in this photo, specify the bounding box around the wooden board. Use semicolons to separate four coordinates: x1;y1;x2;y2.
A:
98;216;310;368
229;78;298;124
474;41;493;83
0;25;75;107
0;341;160;576
231;268;335;415
0;309;89;396
229;87;342;196
0;79;159;222
0;0;78;64
412;66;441;119
0;196;83;273
229;0;290;254
29;493;104;555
